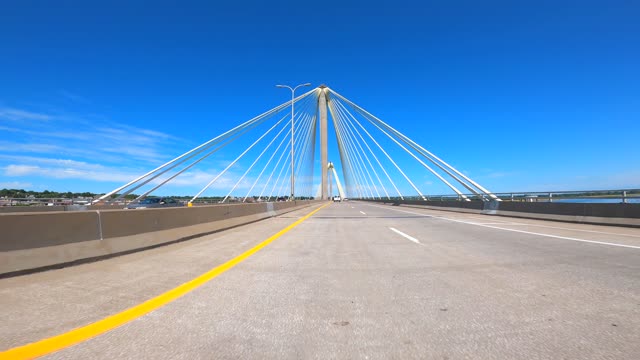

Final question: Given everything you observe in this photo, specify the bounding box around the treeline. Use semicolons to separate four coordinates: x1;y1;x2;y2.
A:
0;189;316;201
0;189;98;199
1;189;146;200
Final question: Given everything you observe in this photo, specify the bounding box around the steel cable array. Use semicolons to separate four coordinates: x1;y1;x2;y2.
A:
97;86;498;204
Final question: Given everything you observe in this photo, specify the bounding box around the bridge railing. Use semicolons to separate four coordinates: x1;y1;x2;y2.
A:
364;190;640;227
388;189;640;204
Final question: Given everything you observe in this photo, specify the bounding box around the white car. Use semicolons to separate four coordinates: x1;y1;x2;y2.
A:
333;196;341;202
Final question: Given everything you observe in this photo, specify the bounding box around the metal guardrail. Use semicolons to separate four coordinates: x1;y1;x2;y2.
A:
379;189;640;204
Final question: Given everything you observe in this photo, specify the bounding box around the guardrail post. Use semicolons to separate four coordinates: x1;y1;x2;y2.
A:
622;191;627;203
549;192;553;203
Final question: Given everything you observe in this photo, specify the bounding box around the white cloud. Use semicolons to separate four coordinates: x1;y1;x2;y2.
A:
3;164;134;183
0;142;153;165
1;157;257;195
4;165;41;176
1;156;140;183
0;125;21;132
0;181;33;189
0;107;51;121
101;145;167;162
35;130;91;141
481;171;517;179
138;128;174;139
0;142;62;153
60;90;89;104
96;124;179;144
0;155;108;170
0;106;186;164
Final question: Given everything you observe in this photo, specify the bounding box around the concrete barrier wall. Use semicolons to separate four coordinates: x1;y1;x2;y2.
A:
0;201;322;276
497;202;640;218
1;211;100;251
366;199;640;227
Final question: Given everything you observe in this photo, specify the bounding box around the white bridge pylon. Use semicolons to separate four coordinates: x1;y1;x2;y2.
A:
95;86;499;205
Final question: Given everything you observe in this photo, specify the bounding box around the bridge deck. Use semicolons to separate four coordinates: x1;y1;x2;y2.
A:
2;202;639;359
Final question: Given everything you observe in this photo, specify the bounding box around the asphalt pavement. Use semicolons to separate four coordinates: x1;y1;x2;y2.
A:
1;201;639;359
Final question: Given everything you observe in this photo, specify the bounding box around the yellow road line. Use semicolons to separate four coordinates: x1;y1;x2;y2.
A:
1;203;329;360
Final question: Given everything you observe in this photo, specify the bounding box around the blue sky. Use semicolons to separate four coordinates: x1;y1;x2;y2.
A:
1;0;639;196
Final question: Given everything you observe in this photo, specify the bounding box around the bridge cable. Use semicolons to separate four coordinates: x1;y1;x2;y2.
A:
330;98;422;200
328;100;366;198
276;111;316;199
330;100;377;198
264;97;317;201
331;98;407;199
289;95;318;199
220;112;296;203
327;99;357;197
282;98;318;200
95;88;317;204
331;99;391;199
189;106;304;203
332;99;392;200
252;92;318;201
335;93;479;200
329;89;499;200
124;112;283;203
258;134;292;201
107;113;277;204
131;123;268;203
293;113;318;198
304;112;318;198
334;97;469;201
331;99;383;199
215;89;315;202
242;115;299;202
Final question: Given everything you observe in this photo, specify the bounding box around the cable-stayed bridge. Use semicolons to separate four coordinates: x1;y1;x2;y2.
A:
94;86;498;206
1;86;639;359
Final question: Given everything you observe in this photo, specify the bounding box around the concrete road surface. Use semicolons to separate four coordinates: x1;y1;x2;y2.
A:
1;202;639;359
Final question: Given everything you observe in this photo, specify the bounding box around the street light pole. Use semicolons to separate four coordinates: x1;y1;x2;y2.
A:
276;82;311;201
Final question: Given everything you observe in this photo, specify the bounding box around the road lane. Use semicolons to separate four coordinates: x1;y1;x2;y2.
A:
364;202;640;248
2;201;639;359
389;227;423;245
0;205;324;351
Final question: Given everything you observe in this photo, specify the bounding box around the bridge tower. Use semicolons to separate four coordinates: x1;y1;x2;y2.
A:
318;85;329;200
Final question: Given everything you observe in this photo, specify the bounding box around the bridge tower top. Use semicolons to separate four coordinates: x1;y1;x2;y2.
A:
319;86;329;200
